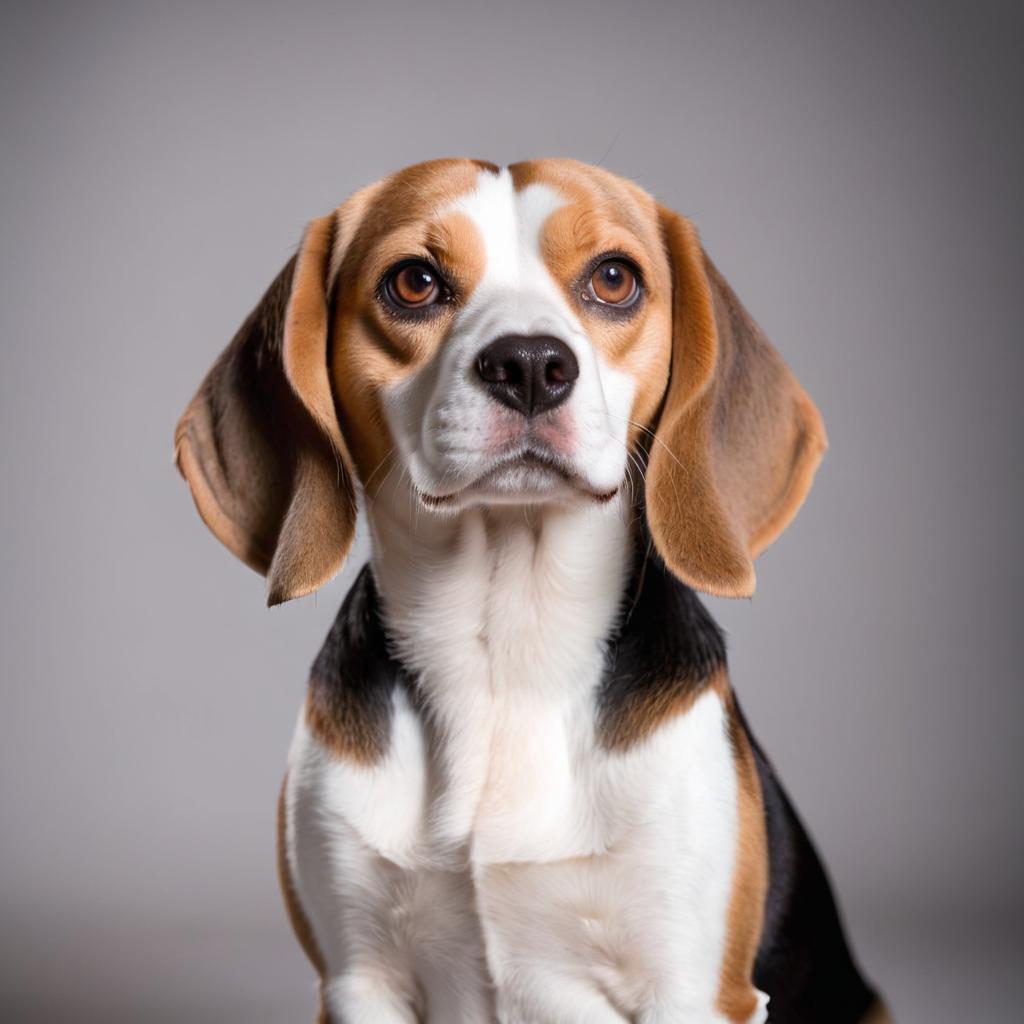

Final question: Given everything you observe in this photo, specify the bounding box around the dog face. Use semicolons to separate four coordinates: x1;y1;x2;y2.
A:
324;160;673;519
175;158;826;604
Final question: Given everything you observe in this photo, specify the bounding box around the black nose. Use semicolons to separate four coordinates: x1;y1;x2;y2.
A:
475;334;580;417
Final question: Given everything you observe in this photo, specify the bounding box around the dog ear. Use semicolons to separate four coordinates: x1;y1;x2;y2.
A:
645;207;828;598
174;213;358;606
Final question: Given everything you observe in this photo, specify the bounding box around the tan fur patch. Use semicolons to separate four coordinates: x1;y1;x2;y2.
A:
303;686;387;767
716;691;769;1022
600;664;724;753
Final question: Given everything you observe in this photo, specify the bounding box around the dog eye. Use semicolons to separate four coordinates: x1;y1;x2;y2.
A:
386;262;442;308
588;259;640;307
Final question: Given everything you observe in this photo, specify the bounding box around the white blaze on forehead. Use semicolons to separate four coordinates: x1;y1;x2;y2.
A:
444;167;566;295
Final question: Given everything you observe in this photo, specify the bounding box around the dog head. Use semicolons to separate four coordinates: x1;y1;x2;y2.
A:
175;158;826;605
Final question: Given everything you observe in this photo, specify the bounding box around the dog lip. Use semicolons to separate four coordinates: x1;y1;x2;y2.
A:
508;449;572;479
416;448;619;507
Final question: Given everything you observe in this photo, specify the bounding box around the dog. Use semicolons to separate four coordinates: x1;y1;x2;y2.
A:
175;158;890;1023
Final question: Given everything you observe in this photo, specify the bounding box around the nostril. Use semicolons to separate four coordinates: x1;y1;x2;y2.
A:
545;352;579;385
477;352;522;385
477;353;505;383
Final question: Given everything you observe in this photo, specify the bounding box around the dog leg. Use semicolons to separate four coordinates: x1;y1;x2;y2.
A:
321;971;422;1024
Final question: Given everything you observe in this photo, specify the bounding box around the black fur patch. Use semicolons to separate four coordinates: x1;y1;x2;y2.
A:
598;542;728;747
306;565;407;762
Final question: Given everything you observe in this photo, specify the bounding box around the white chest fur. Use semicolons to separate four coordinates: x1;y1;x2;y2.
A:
370;498;639;864
282;499;764;1023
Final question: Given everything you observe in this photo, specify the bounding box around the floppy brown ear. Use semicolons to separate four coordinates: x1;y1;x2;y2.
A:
174;214;357;606
645;207;828;598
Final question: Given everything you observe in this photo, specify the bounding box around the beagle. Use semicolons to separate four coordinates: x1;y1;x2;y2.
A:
175;159;890;1024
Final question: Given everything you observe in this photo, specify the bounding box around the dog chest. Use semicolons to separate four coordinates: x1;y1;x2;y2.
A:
285;688;747;1021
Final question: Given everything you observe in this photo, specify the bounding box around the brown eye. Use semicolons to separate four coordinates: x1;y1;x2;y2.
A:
588;259;640;307
387;262;441;308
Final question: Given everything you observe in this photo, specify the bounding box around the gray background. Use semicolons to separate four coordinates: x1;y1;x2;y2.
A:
1;0;1021;1020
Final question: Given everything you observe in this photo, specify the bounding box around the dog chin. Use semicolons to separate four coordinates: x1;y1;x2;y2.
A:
417;459;619;512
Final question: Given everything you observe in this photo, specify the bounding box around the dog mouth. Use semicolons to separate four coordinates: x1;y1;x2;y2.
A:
417;450;619;508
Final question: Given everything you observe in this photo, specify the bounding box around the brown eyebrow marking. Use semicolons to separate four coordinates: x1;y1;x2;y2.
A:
425;209;486;291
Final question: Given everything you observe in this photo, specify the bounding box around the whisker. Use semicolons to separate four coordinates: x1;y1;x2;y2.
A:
392;462;410;521
362;446;397;494
364;453;402;515
602;411;686;472
603;430;684;519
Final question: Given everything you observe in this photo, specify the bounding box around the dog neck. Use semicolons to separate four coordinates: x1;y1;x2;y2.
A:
366;490;635;704
363;489;633;852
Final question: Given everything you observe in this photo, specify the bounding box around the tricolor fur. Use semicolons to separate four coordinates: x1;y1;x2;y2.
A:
176;159;890;1022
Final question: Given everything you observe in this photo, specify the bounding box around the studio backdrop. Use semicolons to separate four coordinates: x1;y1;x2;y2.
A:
1;1;1020;1021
